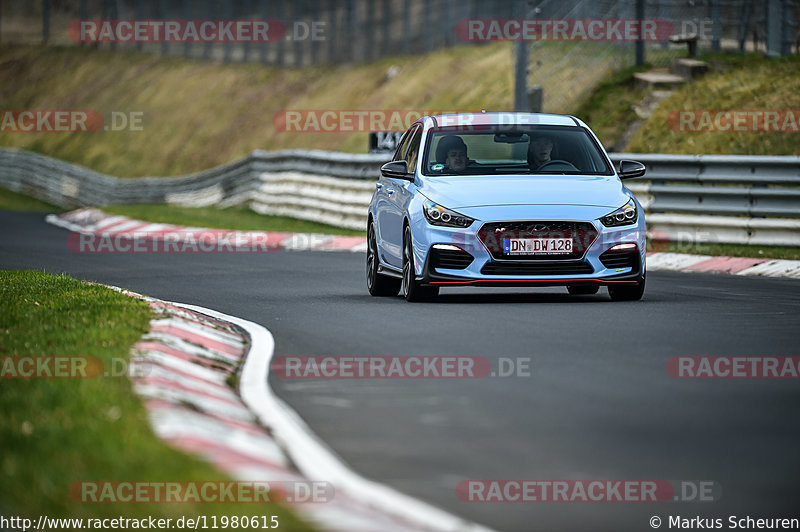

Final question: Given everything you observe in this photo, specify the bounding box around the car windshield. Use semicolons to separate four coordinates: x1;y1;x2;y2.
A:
422;125;612;176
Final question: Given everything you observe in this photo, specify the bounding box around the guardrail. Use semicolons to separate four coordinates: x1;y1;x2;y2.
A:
1;147;798;245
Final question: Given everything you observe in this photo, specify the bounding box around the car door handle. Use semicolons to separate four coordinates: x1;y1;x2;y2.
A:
387;188;395;195
375;183;383;190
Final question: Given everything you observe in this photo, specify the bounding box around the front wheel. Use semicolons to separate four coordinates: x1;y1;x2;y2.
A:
367;223;401;296
402;227;439;302
608;275;645;301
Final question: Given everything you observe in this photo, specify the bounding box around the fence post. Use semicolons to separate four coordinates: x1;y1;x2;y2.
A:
424;0;432;52
260;0;269;63
365;0;374;61
42;0;50;44
184;0;193;59
381;0;390;58
276;0;286;66
160;0;168;56
766;0;783;56
292;0;304;66
635;0;645;65
402;0;411;54
108;0;117;51
135;0;143;52
347;0;356;62
738;0;753;51
327;0;336;63
223;0;232;62
513;0;527;112
711;0;721;52
781;0;794;56
77;0;90;47
242;0;251;62
527;86;543;113
310;0;320;64
204;0;213;59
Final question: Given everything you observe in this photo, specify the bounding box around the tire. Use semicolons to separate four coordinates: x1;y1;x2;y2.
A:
567;285;599;295
366;223;401;296
608;275;646;301
402;227;439;302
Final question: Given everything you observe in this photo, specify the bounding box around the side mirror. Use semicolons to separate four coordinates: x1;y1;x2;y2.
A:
618;160;646;180
380;160;413;181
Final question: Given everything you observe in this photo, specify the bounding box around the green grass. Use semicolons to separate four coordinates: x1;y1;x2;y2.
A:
0;42;630;178
2;44;797;182
573;64;651;150
0;186;64;212
629;52;800;155
0;270;315;530
103;204;366;236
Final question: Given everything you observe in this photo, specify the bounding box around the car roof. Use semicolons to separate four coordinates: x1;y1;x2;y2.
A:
423;112;582;128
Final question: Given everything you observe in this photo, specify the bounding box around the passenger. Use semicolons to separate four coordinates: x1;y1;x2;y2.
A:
528;135;554;171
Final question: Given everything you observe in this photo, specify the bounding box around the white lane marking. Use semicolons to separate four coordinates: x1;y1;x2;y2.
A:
177;303;497;532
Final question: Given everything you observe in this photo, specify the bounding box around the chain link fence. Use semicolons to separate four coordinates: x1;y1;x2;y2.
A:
0;0;797;116
1;0;796;64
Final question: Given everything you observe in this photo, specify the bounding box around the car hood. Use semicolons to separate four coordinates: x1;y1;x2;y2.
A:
418;174;627;210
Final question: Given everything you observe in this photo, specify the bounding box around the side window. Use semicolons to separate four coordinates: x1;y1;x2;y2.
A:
392;129;412;162
404;127;422;172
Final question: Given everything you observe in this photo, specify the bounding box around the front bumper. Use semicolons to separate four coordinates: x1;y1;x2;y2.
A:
409;217;646;287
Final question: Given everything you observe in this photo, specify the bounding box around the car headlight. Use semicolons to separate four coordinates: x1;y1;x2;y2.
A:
423;201;474;228
601;198;638;227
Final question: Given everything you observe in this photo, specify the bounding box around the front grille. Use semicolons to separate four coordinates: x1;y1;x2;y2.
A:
431;247;474;270
481;260;594;276
599;250;640;271
477;221;598;261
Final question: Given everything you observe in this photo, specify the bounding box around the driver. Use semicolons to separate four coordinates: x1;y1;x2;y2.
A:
437;135;469;172
527;135;554;171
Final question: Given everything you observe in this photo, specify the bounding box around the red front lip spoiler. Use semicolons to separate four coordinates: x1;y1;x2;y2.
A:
430;278;639;285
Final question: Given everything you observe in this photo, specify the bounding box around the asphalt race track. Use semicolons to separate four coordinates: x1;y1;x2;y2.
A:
2;210;800;532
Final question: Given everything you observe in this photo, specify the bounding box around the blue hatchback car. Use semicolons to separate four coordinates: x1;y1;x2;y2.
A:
366;112;647;302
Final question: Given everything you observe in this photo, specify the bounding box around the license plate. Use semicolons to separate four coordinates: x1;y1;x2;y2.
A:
504;238;572;255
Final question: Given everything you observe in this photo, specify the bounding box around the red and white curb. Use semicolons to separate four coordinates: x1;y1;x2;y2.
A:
107;285;492;532
646;252;800;279
47;208;800;279
45;208;367;253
